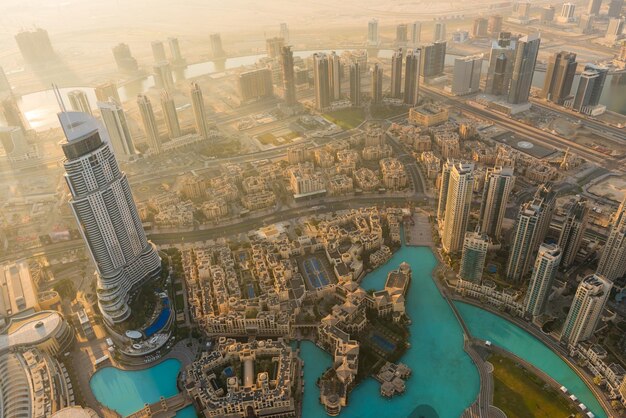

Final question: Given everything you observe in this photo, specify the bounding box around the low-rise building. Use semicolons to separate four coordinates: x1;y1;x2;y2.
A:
408;104;449;127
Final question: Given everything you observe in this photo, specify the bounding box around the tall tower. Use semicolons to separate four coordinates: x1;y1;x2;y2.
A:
281;46;297;106
280;23;290;43
434;22;447;42
478;166;515;239
485;32;517;96
370;63;383;105
420;41;446;79
153;61;175;92
597;197;626;281
112;43;138;73
94;82;120;103
328;51;342;101
58;112;161;325
190;82;210;140
137;94;161;154
67;90;92;116
313;53;330;111
151;40;167;63
607;0;624;17
451;55;483;96
168;37;186;67
210;33;226;58
349;63;361;107
390;49;404;99
396;24;408;46
558;197;589;268
437;159;454;222
368;19;379;46
459;232;490;282
561;274;611;346
524;243;562;317
473;18;489;38
508;33;541;104
587;0;603;16
404;49;420;106
542;51;577;104
266;37;285;59
571;64;608;114
161;90;181;139
411;22;422;46
96;101;136;159
2;98;29;132
441;162;475;254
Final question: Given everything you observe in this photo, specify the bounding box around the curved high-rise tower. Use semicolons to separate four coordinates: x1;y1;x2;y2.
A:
58;112;161;325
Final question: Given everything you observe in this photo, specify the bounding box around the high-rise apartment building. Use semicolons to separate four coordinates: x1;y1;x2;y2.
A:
607;0;624;17
329;51;342;101
94;82;120;104
58;112;161;325
266;37;285;59
478;166;515;239
473;18;489;38
404;50;420;106
210;33;225;58
451;55;483;95
569;64;608;114
542;51;578;105
606;17;625;42
557;3;577;23
370;63;383;105
137;94;161;154
540;6;556;24
97;101;135;159
411;22;422;46
112;43;138;72
459;232;490;281
558;197;589;268
396;24;408;46
280;23;290;43
153;61;175;92
190;82;210;140
238;68;274;102
440;162;474;254
151;40;167;63
2;98;29;132
168;37;186;67
513;1;532;20
420;41;446;79
587;0;603;15
524;243;562;317
597;197;626;281
280;46;297;106
67;90;92;115
390;49;403;99
313;53;331;111
160;91;181;139
508;33;541;104
434;22;447;42
368;19;379;46
485;32;517;96
15;28;55;64
349;63;361;107
488;15;503;36
561;274;611;345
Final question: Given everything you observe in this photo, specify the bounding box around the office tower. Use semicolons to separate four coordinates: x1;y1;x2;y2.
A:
411;22;422;46
587;0;602;15
160;91;181;139
0;66;10;94
524;244;562;317
542;51;577;104
58;111;161;325
0;127;30;160
540;6;556;24
570;64;608;113
579;13;595;34
513;1;532;20
153;61;175;92
112;43;138;72
606;17;625;42
488;15;503;36
67;90;92;115
437;159;454;222
597;197;626;281
420;41;446;79
396;24;408;46
280;23;290;43
168;37;186;67
368;19;379;46
266;37;285;59
451;55;483;95
441;162;474;254
94;82;120;104
14;28;55;64
137;95;161;154
506;184;556;281
561;274;611;345
608;0;624;17
557;3;576;23
434;22;447;42
473;18;489;38
190;82;210;140
328;51;342;101
210;33;225;58
558;197;589;268
97;101;136;158
313;53;330;111
390;49;404;99
459;232;490;282
349;63;361;107
238;68;274;102
151;40;167;63
508;33;541;104
280;46;297;106
370;63;383;105
478;166;515;238
2;98;29;131
404;49;420;106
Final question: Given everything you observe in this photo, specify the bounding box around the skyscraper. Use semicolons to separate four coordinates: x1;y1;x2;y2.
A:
434;22;446;42
478;166;515;239
280;23;290;43
328;51;342;101
506;184;556;281
459;232;490;282
570;64;608;114
587;0;603;15
266;37;285;59
605;17;625;42
0;127;30;161
441;162;474;254
168;37;186;67
151;40;167;63
280;46;297;106
58;111;161;325
473;18;489;38
557;3;577;23
607;0;624;17
349;63;361;107
370;63;383;105
238;68;274;102
488;15;503;36
558;197;589;268
485;32;517;96
561;274;611;346
153;61;175;92
410;22;422;46
137;94;161;154
404;49;420;106
420;41;446;79
390;49;404;99
451;55;483;95
210;33;225;58
508;33;541;104
313;53;330;111
161;90;181;139
112;43;138;72
396;24;408;46
513;1;532;21
368;19;379;46
597;197;626;281
2;98;28;132
524;243;562;317
15;28;55;64
97;100;136;159
437;159;454;222
540;6;556;24
190;82;210;140
94;82;120;103
67;90;92;115
542;51;577;104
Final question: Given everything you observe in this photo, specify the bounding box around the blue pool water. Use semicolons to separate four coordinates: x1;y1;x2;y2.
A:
90;358;183;417
371;333;396;352
175;405;198;417
456;301;607;418
303;257;330;289
144;297;171;337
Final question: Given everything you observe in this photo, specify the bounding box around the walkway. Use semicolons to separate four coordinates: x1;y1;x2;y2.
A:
126;393;191;418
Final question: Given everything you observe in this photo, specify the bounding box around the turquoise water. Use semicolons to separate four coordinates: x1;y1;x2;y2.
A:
175;405;198;417
456;302;607;418
90;358;183;417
